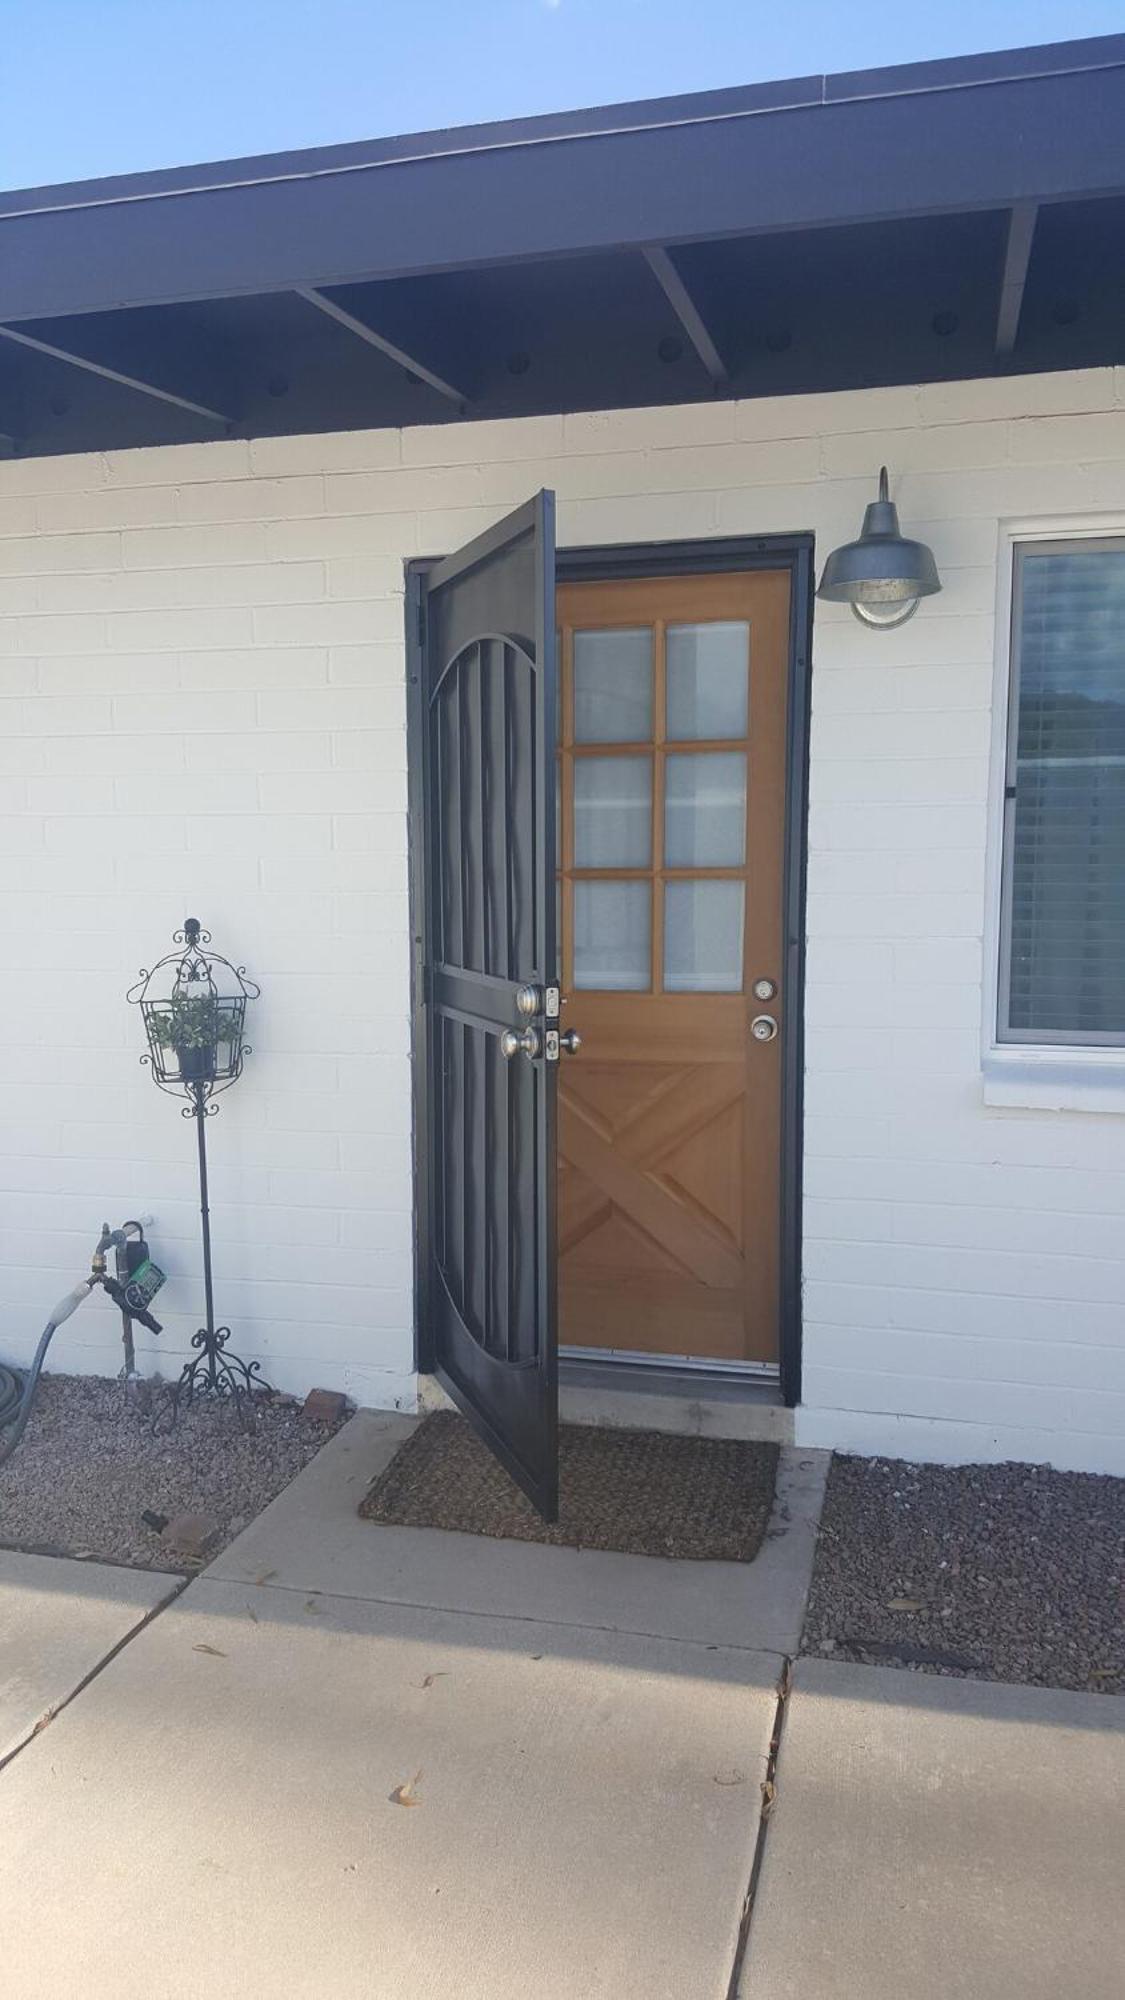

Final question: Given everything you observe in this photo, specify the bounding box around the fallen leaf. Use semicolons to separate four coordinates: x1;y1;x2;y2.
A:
304;1596;324;1614
390;1770;423;1808
760;1778;776;1819
413;1672;449;1690
777;1659;792;1702
254;1569;278;1587
192;1643;227;1658
886;1597;924;1613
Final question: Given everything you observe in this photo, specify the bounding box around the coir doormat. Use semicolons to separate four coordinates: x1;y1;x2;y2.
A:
359;1411;779;1562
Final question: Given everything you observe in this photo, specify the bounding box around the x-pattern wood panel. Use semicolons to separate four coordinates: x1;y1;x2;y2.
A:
560;1066;745;1288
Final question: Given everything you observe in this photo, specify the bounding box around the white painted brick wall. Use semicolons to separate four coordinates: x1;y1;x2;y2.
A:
3;366;1125;1470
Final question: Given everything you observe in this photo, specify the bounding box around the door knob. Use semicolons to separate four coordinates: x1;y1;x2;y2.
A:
515;983;542;1019
750;1014;778;1044
500;1025;540;1061
559;1029;582;1054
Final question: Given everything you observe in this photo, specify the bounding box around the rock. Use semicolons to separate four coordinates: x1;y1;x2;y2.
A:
162;1511;220;1559
302;1388;349;1425
0;1373;338;1573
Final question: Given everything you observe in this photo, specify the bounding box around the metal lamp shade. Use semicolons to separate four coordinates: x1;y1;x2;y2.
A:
818;468;941;626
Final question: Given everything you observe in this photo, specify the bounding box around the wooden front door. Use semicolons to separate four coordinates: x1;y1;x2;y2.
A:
556;569;791;1366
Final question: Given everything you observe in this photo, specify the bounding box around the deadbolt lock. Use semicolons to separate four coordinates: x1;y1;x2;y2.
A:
752;977;778;1002
750;1014;778;1044
515;983;542;1019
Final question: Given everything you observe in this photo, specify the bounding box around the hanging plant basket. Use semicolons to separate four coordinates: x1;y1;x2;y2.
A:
128;921;259;1102
143;995;247;1085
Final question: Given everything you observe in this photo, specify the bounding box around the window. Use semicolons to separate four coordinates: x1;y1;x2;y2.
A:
999;539;1125;1046
559;619;751;994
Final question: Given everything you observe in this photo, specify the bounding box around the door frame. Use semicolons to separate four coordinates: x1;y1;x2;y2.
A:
406;529;813;1409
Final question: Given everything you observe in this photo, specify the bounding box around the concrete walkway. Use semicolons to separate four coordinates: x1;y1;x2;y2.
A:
0;1548;176;1767
0;1415;823;2000
739;1657;1125;2000
0;1415;1120;1999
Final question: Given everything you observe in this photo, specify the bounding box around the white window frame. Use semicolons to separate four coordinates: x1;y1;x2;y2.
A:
983;514;1125;1112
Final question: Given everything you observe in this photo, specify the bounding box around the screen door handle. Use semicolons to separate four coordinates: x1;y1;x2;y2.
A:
500;1026;541;1060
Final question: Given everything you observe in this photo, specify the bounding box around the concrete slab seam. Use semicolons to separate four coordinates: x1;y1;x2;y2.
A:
0;1573;189;1780
725;1655;792;2000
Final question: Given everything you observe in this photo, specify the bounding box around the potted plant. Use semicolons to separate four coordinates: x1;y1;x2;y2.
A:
147;995;242;1084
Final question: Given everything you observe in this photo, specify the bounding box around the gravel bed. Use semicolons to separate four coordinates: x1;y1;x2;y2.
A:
0;1373;346;1572
802;1454;1124;1695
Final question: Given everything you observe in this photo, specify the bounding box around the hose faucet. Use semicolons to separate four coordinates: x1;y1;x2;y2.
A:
0;1224;163;1468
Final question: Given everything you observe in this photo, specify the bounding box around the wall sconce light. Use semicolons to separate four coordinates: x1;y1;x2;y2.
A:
817;467;941;629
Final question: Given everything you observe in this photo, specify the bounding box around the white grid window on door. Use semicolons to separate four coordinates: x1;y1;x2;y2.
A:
561;619;751;993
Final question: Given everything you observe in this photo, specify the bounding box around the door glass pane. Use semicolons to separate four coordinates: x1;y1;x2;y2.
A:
574;628;652;742
573;881;650;990
666;621;750;740
665;751;747;866
574;755;652;867
1005;543;1125;1040
664;881;745;992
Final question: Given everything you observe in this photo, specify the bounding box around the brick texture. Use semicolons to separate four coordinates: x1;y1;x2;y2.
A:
2;368;1125;1470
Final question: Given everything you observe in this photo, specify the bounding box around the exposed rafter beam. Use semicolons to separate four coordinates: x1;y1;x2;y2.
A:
0;323;230;423
296;286;468;407
995;201;1038;356
644;246;728;385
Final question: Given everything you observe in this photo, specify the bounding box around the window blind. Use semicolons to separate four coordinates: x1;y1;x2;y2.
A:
1001;541;1125;1044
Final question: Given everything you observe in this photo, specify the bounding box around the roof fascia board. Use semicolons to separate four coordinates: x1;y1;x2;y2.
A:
3;33;1123;219
1;67;1124;325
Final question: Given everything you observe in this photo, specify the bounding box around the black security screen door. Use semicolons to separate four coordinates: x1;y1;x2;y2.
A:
416;493;559;1519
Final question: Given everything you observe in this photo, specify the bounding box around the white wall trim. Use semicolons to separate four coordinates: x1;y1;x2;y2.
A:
981;509;1125;1109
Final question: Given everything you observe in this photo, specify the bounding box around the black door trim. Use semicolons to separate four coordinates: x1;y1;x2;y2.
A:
407;528;813;1410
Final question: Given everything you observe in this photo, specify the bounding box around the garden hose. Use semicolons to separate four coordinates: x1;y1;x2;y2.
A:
0;1277;99;1469
0;1363;22;1427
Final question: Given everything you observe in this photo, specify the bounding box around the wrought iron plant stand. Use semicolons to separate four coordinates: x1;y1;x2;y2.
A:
128;919;269;1429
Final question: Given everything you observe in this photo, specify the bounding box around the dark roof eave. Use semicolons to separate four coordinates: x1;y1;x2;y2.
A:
1;41;1125;325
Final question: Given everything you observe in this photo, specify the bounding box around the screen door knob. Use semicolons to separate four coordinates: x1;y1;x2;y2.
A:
559;1029;582;1054
750;1014;778;1044
500;1026;541;1060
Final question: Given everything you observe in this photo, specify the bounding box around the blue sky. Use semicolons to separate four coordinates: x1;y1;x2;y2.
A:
1;0;1121;190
